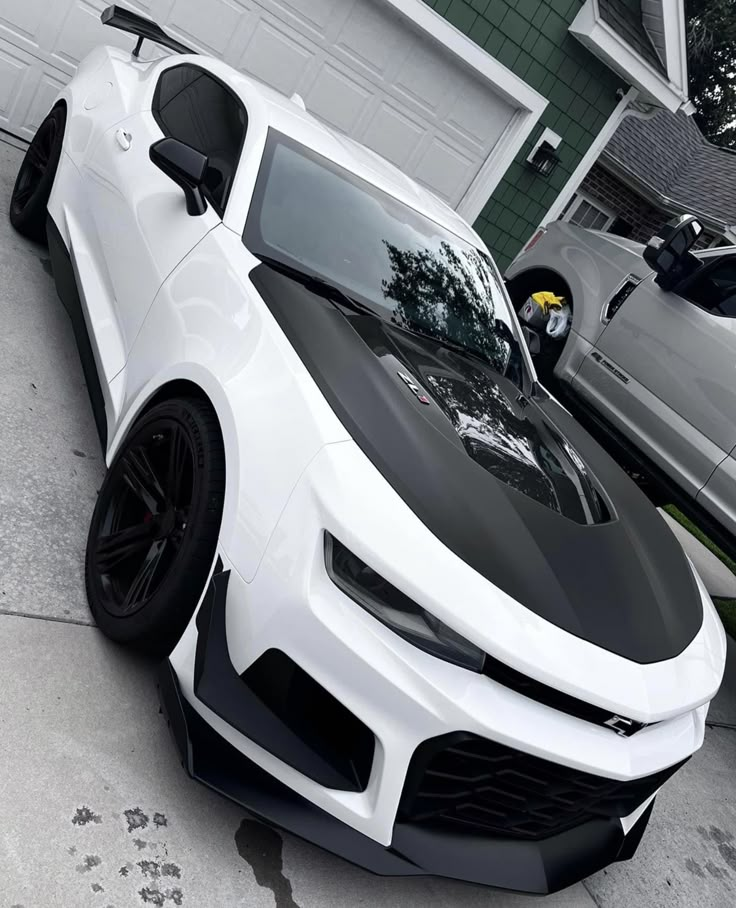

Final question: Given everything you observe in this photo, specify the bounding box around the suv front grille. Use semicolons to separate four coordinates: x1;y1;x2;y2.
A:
398;732;686;841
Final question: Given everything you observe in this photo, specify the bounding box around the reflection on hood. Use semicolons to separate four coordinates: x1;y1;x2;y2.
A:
386;328;609;526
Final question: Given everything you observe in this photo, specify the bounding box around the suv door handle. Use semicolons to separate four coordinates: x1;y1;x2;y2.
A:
115;128;132;151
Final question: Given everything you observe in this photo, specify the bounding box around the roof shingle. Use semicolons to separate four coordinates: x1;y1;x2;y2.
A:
603;110;736;230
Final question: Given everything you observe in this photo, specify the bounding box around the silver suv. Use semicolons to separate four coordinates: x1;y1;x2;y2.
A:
506;216;736;557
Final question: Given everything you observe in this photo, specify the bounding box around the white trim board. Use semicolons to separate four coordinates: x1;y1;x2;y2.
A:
569;0;689;112
382;0;548;222
541;87;639;224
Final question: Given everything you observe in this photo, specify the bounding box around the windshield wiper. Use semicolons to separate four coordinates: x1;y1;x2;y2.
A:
255;254;380;318
393;319;493;368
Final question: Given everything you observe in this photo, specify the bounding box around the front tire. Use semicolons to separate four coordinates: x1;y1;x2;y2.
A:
85;397;225;655
9;105;66;243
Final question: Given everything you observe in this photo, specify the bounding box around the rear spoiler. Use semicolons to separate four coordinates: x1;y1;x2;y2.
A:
101;4;197;58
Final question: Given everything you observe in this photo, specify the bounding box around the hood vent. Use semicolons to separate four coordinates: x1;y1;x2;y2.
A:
603;276;641;323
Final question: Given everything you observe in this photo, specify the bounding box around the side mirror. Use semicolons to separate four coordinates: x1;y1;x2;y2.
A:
643;215;703;290
150;137;208;216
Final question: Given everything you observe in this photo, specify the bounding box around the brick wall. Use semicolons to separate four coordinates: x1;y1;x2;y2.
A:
579;163;664;242
579;162;721;247
424;0;623;270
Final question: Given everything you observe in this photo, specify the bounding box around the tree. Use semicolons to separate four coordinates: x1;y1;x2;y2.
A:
381;240;514;376
687;0;736;148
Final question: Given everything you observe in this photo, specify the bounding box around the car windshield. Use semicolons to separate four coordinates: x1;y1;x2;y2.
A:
245;131;527;387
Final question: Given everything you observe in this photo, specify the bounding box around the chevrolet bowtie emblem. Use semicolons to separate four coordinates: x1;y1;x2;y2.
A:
604;715;636;736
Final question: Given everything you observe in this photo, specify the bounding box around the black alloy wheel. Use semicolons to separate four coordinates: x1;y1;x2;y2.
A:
86;398;225;654
9;105;66;242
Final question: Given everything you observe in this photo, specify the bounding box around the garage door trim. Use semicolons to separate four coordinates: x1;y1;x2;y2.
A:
382;0;547;221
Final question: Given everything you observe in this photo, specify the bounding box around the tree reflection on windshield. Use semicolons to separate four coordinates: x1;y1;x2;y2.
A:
381;240;522;385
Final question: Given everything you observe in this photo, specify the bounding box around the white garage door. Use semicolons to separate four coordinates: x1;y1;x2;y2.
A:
0;0;521;208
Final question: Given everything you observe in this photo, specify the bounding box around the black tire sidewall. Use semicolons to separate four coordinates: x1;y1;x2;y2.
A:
86;397;225;653
9;106;66;242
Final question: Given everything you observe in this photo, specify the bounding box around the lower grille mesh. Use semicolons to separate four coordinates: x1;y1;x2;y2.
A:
398;733;686;841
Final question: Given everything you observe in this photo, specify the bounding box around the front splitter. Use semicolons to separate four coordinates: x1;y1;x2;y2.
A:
158;659;654;894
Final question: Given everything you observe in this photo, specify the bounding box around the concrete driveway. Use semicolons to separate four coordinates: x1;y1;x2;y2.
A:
1;135;735;908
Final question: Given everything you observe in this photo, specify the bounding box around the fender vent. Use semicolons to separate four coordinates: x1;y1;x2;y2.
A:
604;277;640;322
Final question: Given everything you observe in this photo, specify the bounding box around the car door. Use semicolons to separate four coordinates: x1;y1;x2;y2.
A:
572;251;736;497
84;63;247;355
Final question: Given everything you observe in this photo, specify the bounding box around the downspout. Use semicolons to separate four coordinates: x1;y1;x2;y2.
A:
540;86;639;225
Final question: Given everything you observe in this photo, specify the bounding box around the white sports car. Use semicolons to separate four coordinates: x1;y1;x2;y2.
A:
10;5;726;894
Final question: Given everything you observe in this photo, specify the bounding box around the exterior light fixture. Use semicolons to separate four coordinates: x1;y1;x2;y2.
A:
527;127;562;178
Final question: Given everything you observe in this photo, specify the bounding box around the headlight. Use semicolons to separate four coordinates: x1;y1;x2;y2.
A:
324;533;485;672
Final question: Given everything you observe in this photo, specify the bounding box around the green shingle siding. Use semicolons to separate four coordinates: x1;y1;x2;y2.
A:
423;0;622;270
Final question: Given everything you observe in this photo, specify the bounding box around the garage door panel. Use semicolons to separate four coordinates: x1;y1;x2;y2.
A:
392;42;456;117
25;70;66;131
413;136;476;205
239;18;315;97
443;80;514;151
0;42;26;124
359;100;424;168
166;0;246;57
335;1;402;80
306;61;372;134
0;0;46;44
266;0;345;39
52;0;133;69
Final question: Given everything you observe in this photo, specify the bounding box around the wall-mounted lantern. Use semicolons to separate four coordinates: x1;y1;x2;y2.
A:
527;128;562;178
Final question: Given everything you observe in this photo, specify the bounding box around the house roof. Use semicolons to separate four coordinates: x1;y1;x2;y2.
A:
603;110;736;232
598;0;665;75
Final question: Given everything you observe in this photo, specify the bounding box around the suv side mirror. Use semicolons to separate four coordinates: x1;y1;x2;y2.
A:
643;215;703;290
150;137;208;216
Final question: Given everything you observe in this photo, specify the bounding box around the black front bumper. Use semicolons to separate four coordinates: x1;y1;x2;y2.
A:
158;659;655;894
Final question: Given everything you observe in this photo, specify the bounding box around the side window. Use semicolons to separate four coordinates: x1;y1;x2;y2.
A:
153;64;247;215
680;255;736;318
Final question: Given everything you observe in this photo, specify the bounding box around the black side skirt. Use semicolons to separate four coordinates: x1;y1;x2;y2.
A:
46;215;107;452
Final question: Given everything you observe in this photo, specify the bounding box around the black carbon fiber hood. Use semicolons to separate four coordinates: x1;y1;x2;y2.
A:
250;265;703;664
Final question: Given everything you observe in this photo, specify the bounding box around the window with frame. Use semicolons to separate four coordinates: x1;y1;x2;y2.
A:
152;64;247;215
561;193;616;232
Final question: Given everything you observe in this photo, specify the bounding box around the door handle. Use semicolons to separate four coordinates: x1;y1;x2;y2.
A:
115;128;132;151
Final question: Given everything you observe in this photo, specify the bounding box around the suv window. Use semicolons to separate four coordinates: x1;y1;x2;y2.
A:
680;254;736;317
152;64;247;215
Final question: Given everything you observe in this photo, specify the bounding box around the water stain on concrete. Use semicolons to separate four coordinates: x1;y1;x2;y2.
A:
153;813;168;828
235;819;300;908
139;887;184;906
161;863;181;879
72;449;87;458
718;842;736;873
685;858;705;878
697;825;734;844
77;855;102;873
125;808;150;833
91;883;105;893
72;806;102;826
120;863;134;877
705;860;729;880
133;839;147;850
139;860;161;878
